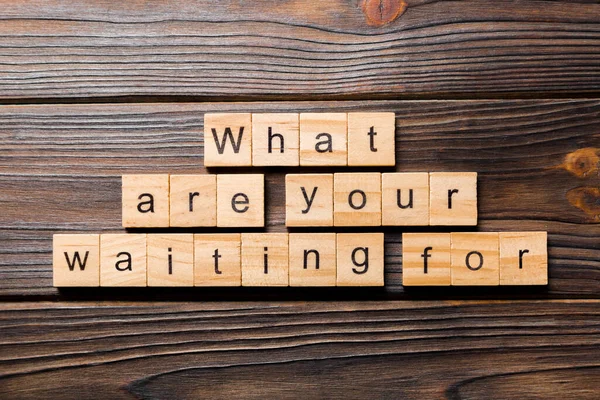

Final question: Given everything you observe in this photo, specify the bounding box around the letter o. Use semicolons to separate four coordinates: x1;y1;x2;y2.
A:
465;251;483;271
348;190;367;210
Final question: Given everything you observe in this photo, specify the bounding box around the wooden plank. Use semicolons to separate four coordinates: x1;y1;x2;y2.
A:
0;100;599;298
0;1;598;99
0;300;598;399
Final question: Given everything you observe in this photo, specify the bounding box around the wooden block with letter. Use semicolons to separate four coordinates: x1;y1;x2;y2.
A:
334;173;381;226
347;112;395;166
429;172;477;226
194;234;241;286
100;234;147;287
241;233;289;287
217;174;264;227
500;231;548;285
299;113;347;166
402;233;451;286
204;113;252;166
169;174;217;227
53;234;100;287
336;233;384;286
147;234;194;287
451;232;499;286
285;173;333;226
382;172;429;226
289;233;336;287
122;174;170;227
252;113;299;166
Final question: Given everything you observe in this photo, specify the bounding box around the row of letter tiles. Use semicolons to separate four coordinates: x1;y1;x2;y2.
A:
402;232;548;286
53;233;384;287
122;174;264;228
286;172;477;226
203;112;396;167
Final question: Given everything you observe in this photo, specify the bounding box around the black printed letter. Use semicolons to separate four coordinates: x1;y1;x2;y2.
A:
303;249;320;270
465;251;483;271
63;251;89;271
315;133;333;153
115;252;132;271
396;189;413;209
231;193;250;213
519;249;529;269
137;193;154;213
268;127;284;154
211;127;244;154
189;192;200;212
368;126;377;152
351;247;369;274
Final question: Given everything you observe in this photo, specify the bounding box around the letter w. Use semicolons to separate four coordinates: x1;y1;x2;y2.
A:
63;251;89;271
211;127;244;154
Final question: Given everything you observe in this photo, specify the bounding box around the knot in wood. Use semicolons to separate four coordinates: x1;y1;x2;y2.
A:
566;186;600;221
561;147;600;178
361;0;407;27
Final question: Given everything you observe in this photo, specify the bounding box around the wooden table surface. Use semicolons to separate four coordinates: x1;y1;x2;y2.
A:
1;1;599;399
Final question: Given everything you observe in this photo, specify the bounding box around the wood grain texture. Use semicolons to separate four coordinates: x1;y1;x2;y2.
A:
0;0;599;100
0;100;599;298
0;300;598;399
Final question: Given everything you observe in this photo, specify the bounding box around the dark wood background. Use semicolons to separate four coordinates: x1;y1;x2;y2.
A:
1;1;599;398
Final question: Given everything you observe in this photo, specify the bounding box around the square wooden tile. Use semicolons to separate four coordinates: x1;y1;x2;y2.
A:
204;113;252;167
382;172;429;226
147;234;194;287
53;234;100;287
299;113;347;166
169;174;217;227
285;174;333;227
347;112;395;166
402;233;451;286
429;172;477;226
451;232;499;286
334;173;381;226
289;233;336;287
100;234;147;287
195;234;241;286
500;231;548;285
122;174;170;228
252;113;299;166
336;233;384;286
241;233;289;286
217;174;264;227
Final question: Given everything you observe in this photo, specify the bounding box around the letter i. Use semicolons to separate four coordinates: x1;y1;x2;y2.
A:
263;247;269;274
168;247;173;275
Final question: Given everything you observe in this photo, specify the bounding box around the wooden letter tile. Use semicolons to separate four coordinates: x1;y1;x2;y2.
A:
451;232;499;286
194;234;241;287
285;174;333;227
299;113;347;166
147;234;194;287
500;231;548;285
347;112;395;166
336;233;384;286
53;234;100;287
241;233;289;286
402;233;451;286
382;172;429;226
217;174;264;227
429;172;477;226
169;175;217;227
122;174;170;228
252;113;299;166
289;233;336;287
204;113;252;167
334;173;381;226
100;234;147;287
